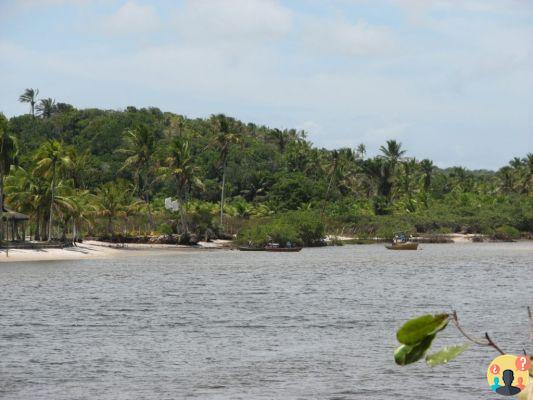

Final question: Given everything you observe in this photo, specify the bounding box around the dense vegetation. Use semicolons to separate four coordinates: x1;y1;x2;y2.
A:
1;88;532;244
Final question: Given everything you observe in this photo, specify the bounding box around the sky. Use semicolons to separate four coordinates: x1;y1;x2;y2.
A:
0;0;532;169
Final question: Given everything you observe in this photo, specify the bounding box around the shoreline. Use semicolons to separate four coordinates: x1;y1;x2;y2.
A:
1;235;531;263
0;240;230;263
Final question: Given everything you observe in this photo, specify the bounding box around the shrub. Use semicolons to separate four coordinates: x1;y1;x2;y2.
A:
158;223;173;235
492;225;520;241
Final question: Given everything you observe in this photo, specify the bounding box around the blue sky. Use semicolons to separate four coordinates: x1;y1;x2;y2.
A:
1;0;532;169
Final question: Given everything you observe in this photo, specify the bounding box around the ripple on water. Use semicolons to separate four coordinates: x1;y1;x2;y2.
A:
0;242;532;399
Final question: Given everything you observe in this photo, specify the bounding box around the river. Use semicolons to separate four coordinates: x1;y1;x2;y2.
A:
1;242;532;399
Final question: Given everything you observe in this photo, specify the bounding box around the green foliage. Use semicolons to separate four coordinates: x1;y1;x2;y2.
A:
394;314;472;369
425;344;469;367
394;334;436;366
394;314;451;366
158;223;173;235
396;314;449;345
3;93;532;242
236;211;324;247
493;225;521;240
237;219;301;247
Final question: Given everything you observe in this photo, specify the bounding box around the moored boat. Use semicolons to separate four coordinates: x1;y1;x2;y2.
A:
264;246;302;252
237;246;265;251
385;232;419;250
385;242;418;250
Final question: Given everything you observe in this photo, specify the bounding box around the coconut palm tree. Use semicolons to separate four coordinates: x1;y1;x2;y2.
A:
36;98;56;119
356;143;366;160
19;88;39;117
210;114;242;227
0;114;18;240
379;140;406;165
523;153;533;194
158;136;203;232
117;125;156;200
33;141;71;241
321;148;356;216
419;159;434;193
399;158;418;211
95;181;130;237
64;147;94;189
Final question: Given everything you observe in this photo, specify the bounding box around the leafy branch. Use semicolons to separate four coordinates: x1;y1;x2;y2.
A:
394;308;532;373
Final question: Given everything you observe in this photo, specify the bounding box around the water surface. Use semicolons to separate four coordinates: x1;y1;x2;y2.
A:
1;243;532;399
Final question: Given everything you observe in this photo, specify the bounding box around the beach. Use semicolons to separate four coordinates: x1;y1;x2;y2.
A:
1;235;530;263
0;240;230;263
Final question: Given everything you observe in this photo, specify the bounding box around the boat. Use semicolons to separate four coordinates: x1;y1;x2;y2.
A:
385;242;419;250
264;246;302;252
237;246;265;251
385;232;419;250
264;242;302;252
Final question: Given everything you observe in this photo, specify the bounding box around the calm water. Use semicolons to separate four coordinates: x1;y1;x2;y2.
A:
1;243;532;399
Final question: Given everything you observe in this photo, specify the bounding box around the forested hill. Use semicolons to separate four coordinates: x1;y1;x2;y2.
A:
1;92;532;242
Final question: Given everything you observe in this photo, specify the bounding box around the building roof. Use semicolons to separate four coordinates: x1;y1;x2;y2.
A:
1;208;29;221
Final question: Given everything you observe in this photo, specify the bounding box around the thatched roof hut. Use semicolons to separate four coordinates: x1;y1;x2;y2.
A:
1;207;29;242
2;208;30;222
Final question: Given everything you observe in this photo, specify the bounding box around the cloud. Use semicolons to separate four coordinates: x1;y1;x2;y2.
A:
301;17;396;57
100;1;159;35
172;0;292;43
1;0;532;168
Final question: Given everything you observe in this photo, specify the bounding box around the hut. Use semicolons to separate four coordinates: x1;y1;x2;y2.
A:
1;208;29;242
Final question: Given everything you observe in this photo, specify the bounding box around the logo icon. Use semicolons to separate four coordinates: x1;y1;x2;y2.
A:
487;354;530;396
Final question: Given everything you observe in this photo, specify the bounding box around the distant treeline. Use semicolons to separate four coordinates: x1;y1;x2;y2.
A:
0;88;531;243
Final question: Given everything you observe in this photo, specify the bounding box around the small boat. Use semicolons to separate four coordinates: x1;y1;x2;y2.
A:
385;242;419;250
263;242;302;252
237;246;265;251
264;246;302;252
385;232;419;250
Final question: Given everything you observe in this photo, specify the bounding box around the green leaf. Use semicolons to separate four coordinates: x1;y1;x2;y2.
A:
425;344;469;367
396;314;449;345
394;334;436;366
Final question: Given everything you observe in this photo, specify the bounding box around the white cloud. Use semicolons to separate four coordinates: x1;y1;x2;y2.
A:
302;17;396;57
1;0;532;168
100;1;159;35
172;0;292;43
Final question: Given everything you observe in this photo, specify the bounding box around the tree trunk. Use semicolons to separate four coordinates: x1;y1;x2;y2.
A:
220;159;227;228
72;220;77;242
0;174;4;242
34;212;41;241
48;165;56;242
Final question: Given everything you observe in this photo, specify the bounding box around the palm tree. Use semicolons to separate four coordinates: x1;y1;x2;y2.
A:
64;147;94;189
269;129;297;153
361;157;394;212
379;140;406;165
36;98;56;119
321;148;355;216
117;125;156;200
95;182;129;237
497;166;515;194
19;88;39;117
524;153;533;194
0;114;18;240
33;141;71;241
159;136;203;232
419;159;434;192
400;158;418;211
210;114;242;227
356;143;366;160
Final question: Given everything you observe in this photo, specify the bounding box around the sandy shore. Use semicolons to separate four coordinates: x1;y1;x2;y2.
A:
0;240;231;263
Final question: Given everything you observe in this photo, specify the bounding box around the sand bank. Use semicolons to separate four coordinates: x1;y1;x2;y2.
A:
0;240;231;263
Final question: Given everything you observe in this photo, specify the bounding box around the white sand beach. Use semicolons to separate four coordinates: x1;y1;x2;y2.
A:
0;240;231;263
